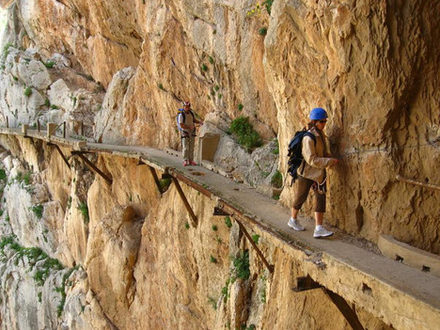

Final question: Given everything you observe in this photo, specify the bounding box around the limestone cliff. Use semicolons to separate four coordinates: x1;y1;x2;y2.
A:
0;0;438;329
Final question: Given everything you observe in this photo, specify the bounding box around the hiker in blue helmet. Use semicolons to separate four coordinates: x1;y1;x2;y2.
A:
287;107;338;238
309;107;328;120
177;101;203;166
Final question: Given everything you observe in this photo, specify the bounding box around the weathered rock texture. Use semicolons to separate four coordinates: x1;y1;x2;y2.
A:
0;0;438;329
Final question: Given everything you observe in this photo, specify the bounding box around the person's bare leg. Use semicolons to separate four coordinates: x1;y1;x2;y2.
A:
291;207;299;219
314;212;323;226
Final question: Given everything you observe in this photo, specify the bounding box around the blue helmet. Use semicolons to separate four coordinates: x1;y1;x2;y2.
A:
309;107;328;120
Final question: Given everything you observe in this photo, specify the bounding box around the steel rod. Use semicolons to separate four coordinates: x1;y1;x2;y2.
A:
172;177;198;227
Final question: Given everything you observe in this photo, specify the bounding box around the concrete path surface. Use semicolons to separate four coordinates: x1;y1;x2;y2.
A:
1;128;440;329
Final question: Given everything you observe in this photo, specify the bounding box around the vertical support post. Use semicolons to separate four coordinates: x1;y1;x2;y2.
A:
81;121;84;136
37;120;40;132
21;124;29;136
63;121;66;138
235;218;274;273
172;177;198;227
6;116;8;128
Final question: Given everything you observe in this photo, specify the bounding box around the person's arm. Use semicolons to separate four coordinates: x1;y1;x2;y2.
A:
302;136;337;168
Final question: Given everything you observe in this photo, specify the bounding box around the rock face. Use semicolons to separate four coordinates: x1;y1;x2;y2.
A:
0;0;438;329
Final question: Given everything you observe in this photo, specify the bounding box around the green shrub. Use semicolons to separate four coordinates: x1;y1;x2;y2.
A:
263;0;274;14
258;27;267;36
44;61;55;69
209;56;214;64
77;202;89;224
252;234;260;244
2;42;13;58
185;222;190;230
229;116;262;151
212;225;218;231
24;87;32;97
271;170;283;188
159;177;171;192
31;205;43;219
23;172;32;185
201;64;208;72
232;250;250;280
210;255;217;263
225;216;232;228
50;104;59;110
0;169;6;181
237;103;244;111
272;139;279;155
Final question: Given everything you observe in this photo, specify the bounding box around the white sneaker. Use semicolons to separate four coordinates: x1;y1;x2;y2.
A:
287;218;305;231
313;226;333;238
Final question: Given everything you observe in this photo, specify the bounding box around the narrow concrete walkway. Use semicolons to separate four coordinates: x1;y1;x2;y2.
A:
2;128;440;329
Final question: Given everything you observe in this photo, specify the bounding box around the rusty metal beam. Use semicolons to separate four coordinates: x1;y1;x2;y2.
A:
213;206;229;216
138;159;163;194
149;166;163;195
293;275;322;292
72;151;112;185
235;218;274;273
48;142;70;168
168;169;211;198
172;177;198;227
396;175;440;191
323;289;365;330
293;275;364;330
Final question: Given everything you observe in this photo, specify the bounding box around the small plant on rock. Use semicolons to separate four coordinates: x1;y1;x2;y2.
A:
232;250;250;281
271;170;283;188
44;61;55;69
24;87;32;97
31;204;43;219
258;27;268;36
77;202;89;224
252;234;260;244
228;116;262;151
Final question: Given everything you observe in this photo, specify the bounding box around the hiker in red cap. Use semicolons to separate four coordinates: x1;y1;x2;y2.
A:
177;101;203;166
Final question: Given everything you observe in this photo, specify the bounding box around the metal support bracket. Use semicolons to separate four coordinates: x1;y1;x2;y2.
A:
48;142;70;168
213;206;229;216
293;275;364;330
324;289;364;330
235;218;274;273
149;165;163;195
293;275;322;292
172;177;198;227
71;151;112;185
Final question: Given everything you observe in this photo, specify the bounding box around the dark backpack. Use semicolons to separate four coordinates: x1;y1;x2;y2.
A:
287;130;316;183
